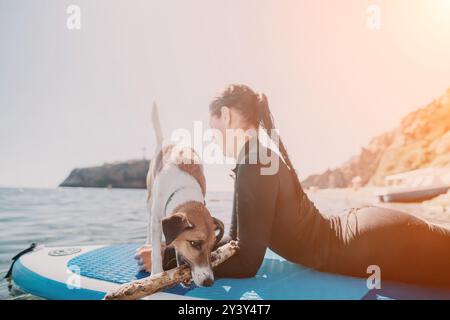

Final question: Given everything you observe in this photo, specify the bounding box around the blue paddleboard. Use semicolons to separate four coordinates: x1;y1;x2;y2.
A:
11;243;450;300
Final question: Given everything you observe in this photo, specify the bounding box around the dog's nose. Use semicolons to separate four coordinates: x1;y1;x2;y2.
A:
202;277;214;287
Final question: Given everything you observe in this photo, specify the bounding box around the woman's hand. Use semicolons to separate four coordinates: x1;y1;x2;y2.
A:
134;244;166;272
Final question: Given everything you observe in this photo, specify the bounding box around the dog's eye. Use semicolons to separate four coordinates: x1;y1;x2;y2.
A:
188;240;202;250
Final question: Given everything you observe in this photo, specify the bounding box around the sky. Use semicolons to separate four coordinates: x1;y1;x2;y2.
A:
0;0;449;191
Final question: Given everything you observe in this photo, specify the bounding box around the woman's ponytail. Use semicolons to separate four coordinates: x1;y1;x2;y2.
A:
256;93;303;195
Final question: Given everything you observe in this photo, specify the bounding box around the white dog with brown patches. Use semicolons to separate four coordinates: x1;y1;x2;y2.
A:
145;103;224;287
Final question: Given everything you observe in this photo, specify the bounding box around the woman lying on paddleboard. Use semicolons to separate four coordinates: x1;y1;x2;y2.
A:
137;84;450;288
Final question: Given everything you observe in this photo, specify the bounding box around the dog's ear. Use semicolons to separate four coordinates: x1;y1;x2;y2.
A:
212;217;224;246
162;212;193;245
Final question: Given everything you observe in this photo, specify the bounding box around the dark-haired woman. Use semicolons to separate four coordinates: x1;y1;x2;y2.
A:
137;84;450;288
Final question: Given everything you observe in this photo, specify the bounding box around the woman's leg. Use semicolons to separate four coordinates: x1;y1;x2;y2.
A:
328;205;450;287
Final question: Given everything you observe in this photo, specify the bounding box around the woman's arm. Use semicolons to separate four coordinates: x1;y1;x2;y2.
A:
214;163;279;278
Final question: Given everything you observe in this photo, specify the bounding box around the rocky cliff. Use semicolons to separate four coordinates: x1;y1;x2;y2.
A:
60;160;149;189
302;88;450;188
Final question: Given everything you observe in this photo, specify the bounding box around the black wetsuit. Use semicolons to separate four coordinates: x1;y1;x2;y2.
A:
164;139;450;288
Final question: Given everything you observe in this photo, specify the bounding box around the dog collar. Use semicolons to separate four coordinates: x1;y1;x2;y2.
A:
164;186;206;215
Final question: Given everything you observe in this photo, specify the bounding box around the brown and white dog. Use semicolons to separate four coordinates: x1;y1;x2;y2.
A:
146;103;224;287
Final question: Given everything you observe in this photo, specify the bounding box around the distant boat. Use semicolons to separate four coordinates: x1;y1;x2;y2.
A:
374;167;450;203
